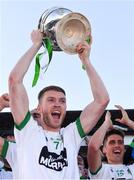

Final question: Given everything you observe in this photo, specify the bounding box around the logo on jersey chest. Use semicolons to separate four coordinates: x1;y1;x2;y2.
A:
39;146;68;171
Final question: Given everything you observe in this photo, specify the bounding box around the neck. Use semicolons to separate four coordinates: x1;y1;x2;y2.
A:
43;124;60;132
108;160;123;165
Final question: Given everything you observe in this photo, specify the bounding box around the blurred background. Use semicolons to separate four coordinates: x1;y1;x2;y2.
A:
0;0;134;111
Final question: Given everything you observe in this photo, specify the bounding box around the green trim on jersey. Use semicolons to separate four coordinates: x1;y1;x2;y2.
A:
130;141;134;148
76;117;86;138
1;139;9;158
90;164;102;175
15;111;31;130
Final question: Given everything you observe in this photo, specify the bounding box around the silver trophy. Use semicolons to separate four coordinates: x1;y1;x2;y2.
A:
38;7;91;54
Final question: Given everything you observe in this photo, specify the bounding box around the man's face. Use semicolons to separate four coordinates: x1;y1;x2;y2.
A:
103;134;125;164
38;90;66;131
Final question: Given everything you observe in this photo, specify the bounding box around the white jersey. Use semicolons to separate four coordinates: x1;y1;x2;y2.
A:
0;160;12;179
0;168;13;179
89;163;134;179
14;111;85;179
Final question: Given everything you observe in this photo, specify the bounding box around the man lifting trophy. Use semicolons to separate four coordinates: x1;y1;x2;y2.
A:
8;5;110;180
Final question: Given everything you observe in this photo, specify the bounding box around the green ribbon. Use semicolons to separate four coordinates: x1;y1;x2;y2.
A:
32;38;53;87
130;141;134;148
82;37;91;70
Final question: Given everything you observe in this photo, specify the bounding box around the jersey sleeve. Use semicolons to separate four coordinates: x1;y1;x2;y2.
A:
14;111;40;144
89;163;108;179
62;117;86;152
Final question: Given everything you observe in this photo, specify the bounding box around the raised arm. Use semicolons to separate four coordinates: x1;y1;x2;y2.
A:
8;30;43;125
76;35;110;134
115;105;134;130
88;111;113;173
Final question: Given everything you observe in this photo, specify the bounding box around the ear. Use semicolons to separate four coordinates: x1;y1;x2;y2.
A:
37;104;42;112
102;146;106;155
37;105;44;120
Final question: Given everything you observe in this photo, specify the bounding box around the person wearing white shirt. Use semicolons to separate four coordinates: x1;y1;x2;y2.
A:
88;106;134;179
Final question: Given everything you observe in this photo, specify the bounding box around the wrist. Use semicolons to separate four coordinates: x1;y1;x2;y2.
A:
82;59;90;68
104;121;111;130
32;42;42;49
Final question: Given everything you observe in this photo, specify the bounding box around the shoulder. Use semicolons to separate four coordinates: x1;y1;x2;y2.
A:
127;163;134;173
89;163;112;178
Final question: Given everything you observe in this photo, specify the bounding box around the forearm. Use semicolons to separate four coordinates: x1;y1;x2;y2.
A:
85;60;109;105
9;44;41;83
79;59;109;134
89;121;109;150
126;119;134;130
88;121;109;173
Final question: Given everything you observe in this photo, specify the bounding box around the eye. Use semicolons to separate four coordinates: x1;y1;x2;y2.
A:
48;98;54;102
118;140;124;145
60;98;66;104
109;140;115;145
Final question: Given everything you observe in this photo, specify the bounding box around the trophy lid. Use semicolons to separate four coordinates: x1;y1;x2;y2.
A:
55;12;91;54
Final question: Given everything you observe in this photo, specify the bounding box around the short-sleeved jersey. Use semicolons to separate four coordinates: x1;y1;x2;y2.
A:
14;111;86;179
89;163;134;179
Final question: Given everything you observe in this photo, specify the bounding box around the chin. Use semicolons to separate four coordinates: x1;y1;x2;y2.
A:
54;123;62;128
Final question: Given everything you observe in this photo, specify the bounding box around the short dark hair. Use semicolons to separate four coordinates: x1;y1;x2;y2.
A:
103;128;125;145
38;85;66;101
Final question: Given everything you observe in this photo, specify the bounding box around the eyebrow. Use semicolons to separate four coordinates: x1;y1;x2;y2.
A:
109;139;124;143
47;97;66;101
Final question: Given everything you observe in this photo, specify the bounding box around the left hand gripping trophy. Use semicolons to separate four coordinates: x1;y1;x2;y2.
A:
32;7;91;87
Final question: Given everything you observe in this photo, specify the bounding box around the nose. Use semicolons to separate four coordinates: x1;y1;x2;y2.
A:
114;141;118;146
54;100;60;107
114;142;122;147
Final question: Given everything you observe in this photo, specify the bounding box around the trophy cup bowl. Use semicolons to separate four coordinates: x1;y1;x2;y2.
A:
38;7;91;54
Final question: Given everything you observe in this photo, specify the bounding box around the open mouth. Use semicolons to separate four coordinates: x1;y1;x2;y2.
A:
51;111;61;119
113;149;121;155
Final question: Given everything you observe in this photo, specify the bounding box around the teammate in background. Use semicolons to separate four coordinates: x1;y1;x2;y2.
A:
88;105;134;179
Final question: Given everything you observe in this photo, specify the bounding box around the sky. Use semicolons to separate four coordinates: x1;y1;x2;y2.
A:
0;0;134;111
